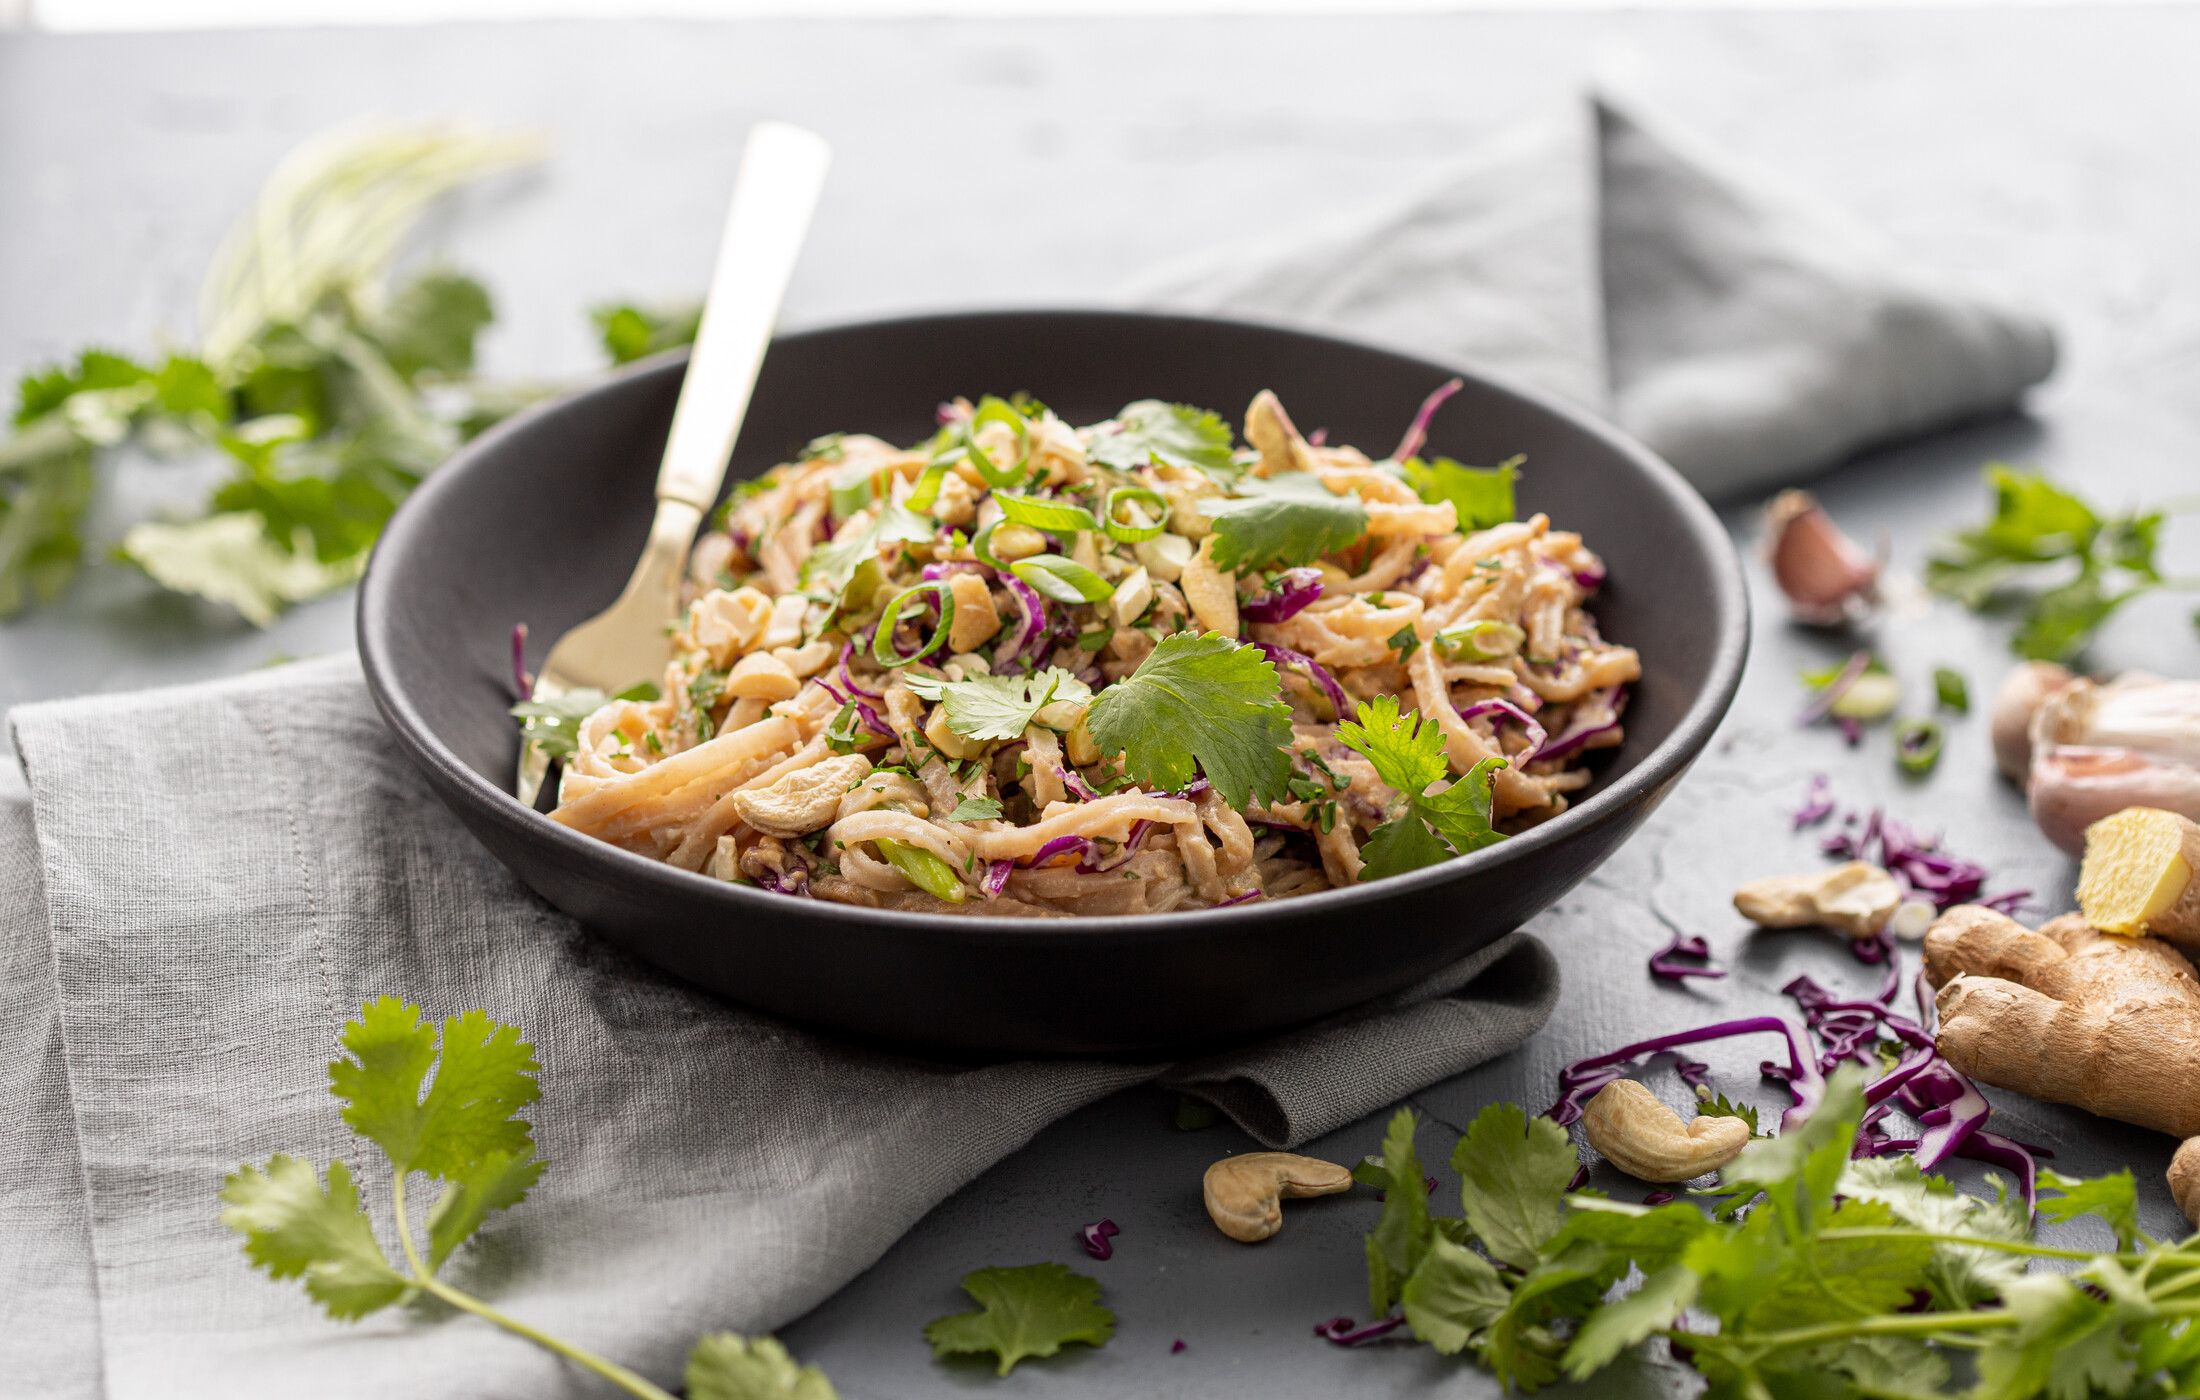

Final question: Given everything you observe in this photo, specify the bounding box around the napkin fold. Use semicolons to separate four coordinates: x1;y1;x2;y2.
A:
1126;96;2057;498
1;658;1556;1400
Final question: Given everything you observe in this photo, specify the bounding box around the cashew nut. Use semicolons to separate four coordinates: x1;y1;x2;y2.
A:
731;754;872;838
1733;861;1902;939
1581;1080;1750;1183
1180;537;1239;637
1202;1151;1354;1243
726;652;799;702
688;586;773;665
946;572;1002;653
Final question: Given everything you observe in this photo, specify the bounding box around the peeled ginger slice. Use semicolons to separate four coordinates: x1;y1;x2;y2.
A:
2079;807;2200;944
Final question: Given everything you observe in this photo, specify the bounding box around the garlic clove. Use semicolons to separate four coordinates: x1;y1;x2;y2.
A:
1994;661;2075;783
1764;490;1878;624
2029;745;2200;856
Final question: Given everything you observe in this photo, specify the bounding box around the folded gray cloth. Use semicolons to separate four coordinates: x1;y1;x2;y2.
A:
1;657;1556;1400
1126;95;2057;498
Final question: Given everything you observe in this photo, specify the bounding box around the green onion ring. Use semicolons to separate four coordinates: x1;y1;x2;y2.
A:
871;581;956;669
1102;485;1170;543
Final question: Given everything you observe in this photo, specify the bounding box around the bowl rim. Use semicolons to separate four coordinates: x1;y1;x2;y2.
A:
358;306;1749;950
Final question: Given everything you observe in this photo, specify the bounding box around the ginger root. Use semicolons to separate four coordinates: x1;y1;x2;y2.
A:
1924;904;2200;1222
2078;807;2200;952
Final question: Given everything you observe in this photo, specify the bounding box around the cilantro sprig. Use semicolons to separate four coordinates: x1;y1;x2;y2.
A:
1086;399;1239;485
1083;631;1294;807
221;997;839;1400
1401;454;1521;532
1350;1071;2200;1397
1927;464;2198;661
1335;696;1508;880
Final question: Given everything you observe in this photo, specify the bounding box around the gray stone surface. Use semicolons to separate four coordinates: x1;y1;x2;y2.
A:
3;9;2199;1396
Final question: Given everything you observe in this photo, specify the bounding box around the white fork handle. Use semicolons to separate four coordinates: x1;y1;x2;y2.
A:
655;122;832;514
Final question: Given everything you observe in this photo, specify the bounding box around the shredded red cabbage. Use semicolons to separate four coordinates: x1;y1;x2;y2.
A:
1643;1190;1676;1206
981;859;1014;898
993;572;1049;673
1648;934;1727;983
1821;807;2021;912
815;679;893;738
510;623;533;701
1080;1218;1120;1260
1456;697;1550;762
1027;835;1091;869
1218;891;1264;906
1573;564;1607;591
1241;567;1325;623
836;641;883;700
1792;773;1835;829
1171;1340;1187;1355
1391;377;1464;464
1548;1016;1825;1131
1060;766;1101;802
1314;1315;1409;1348
1672;1056;1712;1091
1254;641;1349;720
1534;687;1628;764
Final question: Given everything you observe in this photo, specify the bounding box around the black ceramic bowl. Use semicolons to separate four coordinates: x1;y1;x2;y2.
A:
359;310;1746;1056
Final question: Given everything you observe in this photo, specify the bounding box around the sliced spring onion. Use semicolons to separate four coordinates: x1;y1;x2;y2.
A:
1101;486;1170;543
1011;553;1113;605
962;395;1033;491
871;581;955;669
1934;666;1970;714
1895;718;1944;776
875;837;967;903
971;518;1011;570
994;490;1101;534
905;456;956;513
1432;619;1525;662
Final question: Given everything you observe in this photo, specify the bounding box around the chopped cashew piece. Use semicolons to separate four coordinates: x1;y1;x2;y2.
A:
1923;904;2200;1223
989;523;1048;562
2078;807;2200;950
731;753;872;838
1202;1151;1354;1243
1134;533;1193;583
1109;566;1154;630
1733;861;1902;939
1581;1080;1750;1183
1244;389;1316;476
688;586;773;664
1180;536;1239;637
924;707;991;762
725;652;799;702
946;572;1002;653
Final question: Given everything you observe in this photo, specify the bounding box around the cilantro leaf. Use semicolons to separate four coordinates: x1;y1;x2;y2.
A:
905;667;1093;742
923;1263;1115;1375
1336;693;1448;796
0;429;93;617
801;501;933;599
1336;697;1508;878
1400;1232;1510;1355
592;300;702;365
368;270;494;381
1451;1103;1577;1269
2039;1168;2141;1251
1560;1264;1699;1380
1837;1154;2028;1309
1200;473;1367;571
424;1148;544;1271
219;1155;409;1320
1693;1088;1762;1137
1364;1108;1435;1317
327;997;540;1180
1087;400;1239;484
946;795;1004;822
686;1334;840;1400
120;512;363;627
510;682;660;760
1402;454;1520;531
1083;632;1293;807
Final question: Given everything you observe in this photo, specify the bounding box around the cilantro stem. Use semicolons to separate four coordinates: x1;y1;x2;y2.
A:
1814;1227;2121;1263
1716;1310;2025;1353
389;1174;677;1400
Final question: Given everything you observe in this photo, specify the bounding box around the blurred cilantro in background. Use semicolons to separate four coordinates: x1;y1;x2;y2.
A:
0;126;712;628
1927;464;2197;662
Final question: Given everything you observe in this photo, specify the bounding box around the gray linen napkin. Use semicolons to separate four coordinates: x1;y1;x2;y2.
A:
1126;95;2058;498
1;656;1556;1400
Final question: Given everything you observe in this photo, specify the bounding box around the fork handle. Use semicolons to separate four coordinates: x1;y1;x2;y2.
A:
655;122;833;515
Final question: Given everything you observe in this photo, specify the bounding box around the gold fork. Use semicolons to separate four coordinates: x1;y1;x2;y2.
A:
516;121;831;806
